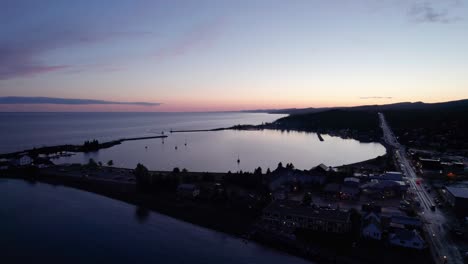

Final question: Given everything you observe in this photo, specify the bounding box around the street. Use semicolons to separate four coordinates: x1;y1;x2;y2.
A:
379;113;463;264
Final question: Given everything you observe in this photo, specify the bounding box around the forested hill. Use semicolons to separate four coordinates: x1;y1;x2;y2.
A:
383;99;468;151
270;99;468;150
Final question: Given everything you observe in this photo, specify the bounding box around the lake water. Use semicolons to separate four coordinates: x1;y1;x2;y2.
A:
0;179;312;264
0;112;386;171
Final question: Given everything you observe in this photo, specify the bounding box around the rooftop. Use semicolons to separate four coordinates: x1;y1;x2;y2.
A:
391;229;420;241
446;186;468;199
263;200;351;222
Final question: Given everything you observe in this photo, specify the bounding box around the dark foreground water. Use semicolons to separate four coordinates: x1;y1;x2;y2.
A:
0;179;312;264
0;112;386;171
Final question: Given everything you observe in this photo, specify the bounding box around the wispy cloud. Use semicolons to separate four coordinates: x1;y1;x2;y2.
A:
408;1;462;24
0;30;151;80
0;96;161;106
359;96;393;99
154;19;224;61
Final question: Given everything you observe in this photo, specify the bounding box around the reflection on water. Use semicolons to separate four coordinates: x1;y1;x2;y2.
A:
56;129;386;172
0;179;312;264
0;112;285;153
135;206;150;224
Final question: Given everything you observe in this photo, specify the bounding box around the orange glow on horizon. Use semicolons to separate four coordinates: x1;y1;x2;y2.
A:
0;96;465;112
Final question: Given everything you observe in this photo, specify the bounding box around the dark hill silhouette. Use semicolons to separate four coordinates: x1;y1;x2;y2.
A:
268;99;468;150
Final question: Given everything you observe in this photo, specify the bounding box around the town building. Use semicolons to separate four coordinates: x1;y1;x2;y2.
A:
444;186;468;217
343;177;360;187
383;171;404;181
389;229;426;250
417;158;443;178
389;215;422;230
16;155;33;166
362;212;382;240
267;168;326;191
261;200;352;234
177;184;200;198
361;180;408;199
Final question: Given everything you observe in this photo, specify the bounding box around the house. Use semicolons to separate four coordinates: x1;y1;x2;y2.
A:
314;163;331;173
362;212;382;240
389;229;426;250
261;200;352;234
17;155;33;166
343;177;360;187
177;184;200;198
444;186;468;217
390;215;422;230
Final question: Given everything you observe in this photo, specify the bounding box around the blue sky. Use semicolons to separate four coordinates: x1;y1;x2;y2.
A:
1;0;467;111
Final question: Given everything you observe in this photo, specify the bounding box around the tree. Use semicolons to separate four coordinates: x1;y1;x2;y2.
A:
286;163;295;170
277;162;283;170
302;192;312;206
266;168;271;175
107;160;114;166
83;139;100;152
134;163;150;189
254;167;262;175
87;158;98;169
98;161;103;167
182;168;188;173
172;167;180;173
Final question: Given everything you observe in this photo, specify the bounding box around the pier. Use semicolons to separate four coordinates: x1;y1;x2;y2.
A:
317;133;324;142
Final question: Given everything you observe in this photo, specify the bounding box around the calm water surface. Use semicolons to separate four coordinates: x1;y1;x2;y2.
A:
57;130;385;172
1;112;386;171
0;179;312;264
0;112;282;153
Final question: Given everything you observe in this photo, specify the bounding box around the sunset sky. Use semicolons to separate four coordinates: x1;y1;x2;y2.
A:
1;0;467;112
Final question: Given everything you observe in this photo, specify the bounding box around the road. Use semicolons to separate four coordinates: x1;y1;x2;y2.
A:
379;112;463;264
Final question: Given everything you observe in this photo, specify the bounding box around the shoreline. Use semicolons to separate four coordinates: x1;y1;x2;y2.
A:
171;125;380;144
0;153;427;264
0;152;389;263
1;172;325;263
0;135;168;159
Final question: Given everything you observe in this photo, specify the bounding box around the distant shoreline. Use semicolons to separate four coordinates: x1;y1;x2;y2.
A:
0;135;167;159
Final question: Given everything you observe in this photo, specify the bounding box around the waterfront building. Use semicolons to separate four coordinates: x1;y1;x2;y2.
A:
261;200;351;234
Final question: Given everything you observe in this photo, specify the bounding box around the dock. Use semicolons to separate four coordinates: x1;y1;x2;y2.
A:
170;128;226;133
317;133;324;142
